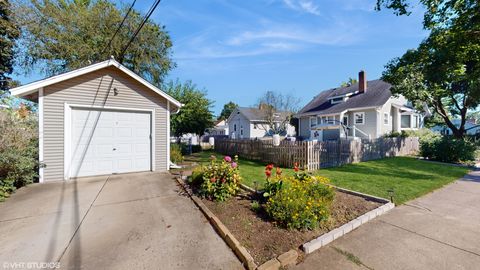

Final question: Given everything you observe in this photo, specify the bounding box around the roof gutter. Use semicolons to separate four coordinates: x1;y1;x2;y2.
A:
294;106;379;118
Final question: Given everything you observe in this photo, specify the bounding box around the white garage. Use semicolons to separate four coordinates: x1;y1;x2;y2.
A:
10;59;182;182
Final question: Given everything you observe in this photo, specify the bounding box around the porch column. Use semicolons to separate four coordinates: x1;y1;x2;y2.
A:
393;107;401;132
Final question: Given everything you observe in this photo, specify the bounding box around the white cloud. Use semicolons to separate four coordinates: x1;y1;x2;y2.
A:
171;2;367;60
282;0;321;15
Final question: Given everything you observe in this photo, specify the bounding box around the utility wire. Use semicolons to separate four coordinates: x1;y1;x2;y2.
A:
118;0;162;63
99;0;137;60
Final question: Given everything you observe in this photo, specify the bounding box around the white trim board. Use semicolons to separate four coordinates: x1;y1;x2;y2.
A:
38;88;44;183
63;103;155;180
10;59;182;109
166;101;170;170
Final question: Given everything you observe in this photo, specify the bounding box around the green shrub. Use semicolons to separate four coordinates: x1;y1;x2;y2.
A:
199;155;241;201
170;144;183;163
265;175;335;230
189;166;204;186
0;110;38;201
251;201;261;212
420;136;476;163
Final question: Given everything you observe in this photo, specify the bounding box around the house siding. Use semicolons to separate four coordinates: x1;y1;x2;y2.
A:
43;66;168;181
228;111;251;138
348;109;378;138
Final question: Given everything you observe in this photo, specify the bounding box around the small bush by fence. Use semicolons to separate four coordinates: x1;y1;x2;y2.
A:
214;137;419;170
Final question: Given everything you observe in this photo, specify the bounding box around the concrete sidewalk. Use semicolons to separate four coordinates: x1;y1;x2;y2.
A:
0;172;243;270
292;170;480;270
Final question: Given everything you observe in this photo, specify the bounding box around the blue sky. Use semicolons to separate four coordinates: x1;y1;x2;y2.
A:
13;0;428;115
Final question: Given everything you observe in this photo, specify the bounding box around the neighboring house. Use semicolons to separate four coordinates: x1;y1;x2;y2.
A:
227;107;295;139
205;119;229;135
431;119;480;135
296;71;423;141
10;59;182;182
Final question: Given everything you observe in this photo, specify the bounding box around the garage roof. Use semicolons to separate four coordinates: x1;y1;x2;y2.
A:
9;59;182;109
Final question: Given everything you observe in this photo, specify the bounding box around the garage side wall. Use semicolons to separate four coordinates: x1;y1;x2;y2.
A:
43;67;168;181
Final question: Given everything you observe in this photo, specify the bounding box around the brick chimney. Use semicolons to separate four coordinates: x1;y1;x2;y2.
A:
359;70;367;93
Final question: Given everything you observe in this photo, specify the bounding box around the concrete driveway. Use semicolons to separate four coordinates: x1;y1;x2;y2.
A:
0;172;243;270
292;169;480;270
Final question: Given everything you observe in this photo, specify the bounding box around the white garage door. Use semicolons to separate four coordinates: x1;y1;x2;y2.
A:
70;108;151;178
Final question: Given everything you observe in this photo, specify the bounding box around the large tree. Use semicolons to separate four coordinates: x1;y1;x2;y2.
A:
218;101;238;121
256;91;300;135
0;0;19;93
13;0;174;85
377;0;480;138
164;79;214;136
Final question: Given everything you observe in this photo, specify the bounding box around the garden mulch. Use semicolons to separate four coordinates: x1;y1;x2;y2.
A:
201;190;382;265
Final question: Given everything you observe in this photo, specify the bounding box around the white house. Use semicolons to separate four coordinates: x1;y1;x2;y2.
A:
431;119;480;135
10;59;182;182
295;71;423;141
227;107;295;139
205;119;229;136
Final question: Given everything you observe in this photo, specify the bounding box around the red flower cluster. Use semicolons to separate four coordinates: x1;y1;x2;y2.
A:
265;164;274;178
276;167;282;176
294;162;300;172
265;164;283;178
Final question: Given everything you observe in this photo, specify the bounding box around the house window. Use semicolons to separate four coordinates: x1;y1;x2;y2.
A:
401;115;411;128
343;115;348;126
240;126;244;136
354;112;365;125
384;113;389;125
413;115;419;128
310;117;317;127
331;97;343;104
328;116;335;124
234;124;237;132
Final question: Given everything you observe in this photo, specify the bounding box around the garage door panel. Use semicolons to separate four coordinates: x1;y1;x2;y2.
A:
70;109;151;178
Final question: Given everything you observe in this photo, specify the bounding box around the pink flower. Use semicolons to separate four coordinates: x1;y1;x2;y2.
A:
221;178;226;183
210;178;216;183
231;162;237;168
224;156;232;163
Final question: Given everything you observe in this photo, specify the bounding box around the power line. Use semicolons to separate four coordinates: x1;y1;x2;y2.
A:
118;0;162;63
99;0;137;60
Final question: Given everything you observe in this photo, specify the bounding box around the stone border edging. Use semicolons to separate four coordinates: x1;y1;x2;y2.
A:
174;177;257;270
240;183;261;194
302;191;395;254
332;186;391;204
257;249;298;270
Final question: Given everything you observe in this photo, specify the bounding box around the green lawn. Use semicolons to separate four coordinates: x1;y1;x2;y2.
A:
186;151;468;204
317;157;468;204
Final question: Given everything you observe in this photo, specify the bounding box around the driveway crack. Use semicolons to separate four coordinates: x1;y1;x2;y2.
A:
378;220;480;258
56;176;110;263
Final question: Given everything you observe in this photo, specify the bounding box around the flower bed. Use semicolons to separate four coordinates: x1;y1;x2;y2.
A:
201;190;381;265
187;159;386;266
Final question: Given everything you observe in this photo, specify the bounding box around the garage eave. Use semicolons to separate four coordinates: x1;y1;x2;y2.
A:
9;59;182;109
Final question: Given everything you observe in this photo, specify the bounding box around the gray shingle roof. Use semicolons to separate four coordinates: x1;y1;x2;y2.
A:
298;80;392;116
236;107;291;122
